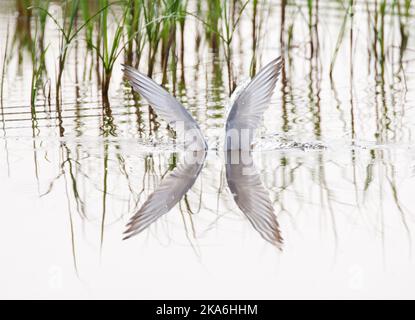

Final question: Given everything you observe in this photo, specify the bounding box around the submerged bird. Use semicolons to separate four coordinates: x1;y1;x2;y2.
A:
122;57;283;247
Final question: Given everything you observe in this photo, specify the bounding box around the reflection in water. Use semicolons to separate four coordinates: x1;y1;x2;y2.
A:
123;149;284;249
225;150;283;248
124;151;206;240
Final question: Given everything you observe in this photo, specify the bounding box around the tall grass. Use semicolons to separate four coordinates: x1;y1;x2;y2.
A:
30;40;48;107
31;0;112;106
9;0;412;113
329;0;354;77
188;0;249;93
3;0;414;270
96;0;126;99
12;0;33;66
0;23;10;110
124;0;144;65
142;0;162;76
38;0;80;106
160;0;180;84
30;0;49;107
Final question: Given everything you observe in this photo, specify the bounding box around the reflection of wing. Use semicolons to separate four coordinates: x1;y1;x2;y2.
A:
225;58;282;150
123;151;206;240
123;65;207;150
225;150;283;248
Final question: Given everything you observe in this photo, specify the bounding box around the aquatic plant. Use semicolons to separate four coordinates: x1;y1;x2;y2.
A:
1;0;415;277
12;0;34;65
124;0;144;65
30;0;50;107
32;0;80;106
142;0;163;77
160;0;184;84
189;0;250;94
79;0;95;50
0;23;9;110
95;0;126;99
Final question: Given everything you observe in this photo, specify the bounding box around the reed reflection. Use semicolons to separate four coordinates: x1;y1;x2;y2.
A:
225;150;283;249
123;150;206;240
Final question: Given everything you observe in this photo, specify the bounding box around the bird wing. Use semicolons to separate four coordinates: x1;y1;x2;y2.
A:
225;150;283;248
123;151;206;240
123;65;207;150
225;57;282;133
